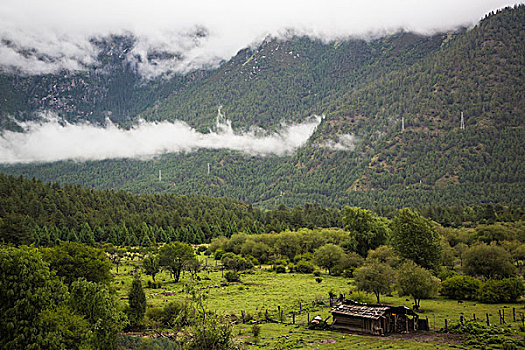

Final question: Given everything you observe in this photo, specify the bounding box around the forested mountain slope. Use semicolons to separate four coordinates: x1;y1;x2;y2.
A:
0;6;523;209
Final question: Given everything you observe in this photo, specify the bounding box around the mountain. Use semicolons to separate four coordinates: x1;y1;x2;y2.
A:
0;6;524;209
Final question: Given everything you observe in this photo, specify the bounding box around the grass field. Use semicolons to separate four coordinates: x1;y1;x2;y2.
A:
113;253;525;349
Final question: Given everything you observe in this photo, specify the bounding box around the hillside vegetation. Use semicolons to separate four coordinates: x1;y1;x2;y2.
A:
0;6;524;208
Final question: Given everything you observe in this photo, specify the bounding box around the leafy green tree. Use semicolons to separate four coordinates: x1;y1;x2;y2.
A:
391;208;442;270
342;207;390;257
0;246;69;349
105;244;126;273
366;245;401;267
463;243;516;279
313;244;346;275
159;242;195;282
142;254;160;282
396;260;440;309
221;252;253;272
38;306;91;349
440;275;481;300
128;275;146;328
69;279;127;349
354;262;395;303
478;278;524;303
42;242;112;285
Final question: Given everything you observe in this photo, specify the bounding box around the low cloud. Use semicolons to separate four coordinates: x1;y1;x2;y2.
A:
323;134;359;151
0;0;520;77
0;113;321;163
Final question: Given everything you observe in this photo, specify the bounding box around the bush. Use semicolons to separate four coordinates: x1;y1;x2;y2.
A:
251;324;261;338
273;258;290;266
158;301;192;328
222;253;253;272
438;269;458;281
214;249;225;260
224;271;240;282
181;314;237;350
293;252;314;263
196;246;207;254
295;260;315;274
478;278;524;303
313;271;321;277
146;280;162;289
441;275;481;300
274;265;286;273
315;277;323;284
347;290;375;304
342;268;355;278
247;255;259;267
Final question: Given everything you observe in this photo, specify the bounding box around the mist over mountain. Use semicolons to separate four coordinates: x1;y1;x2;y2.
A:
0;4;524;209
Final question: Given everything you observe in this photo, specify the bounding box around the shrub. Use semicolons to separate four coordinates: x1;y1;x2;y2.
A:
294;252;314;263
347;290;374;304
251;324;261;338
146;280;162;289
295;260;315;274
222;253;253;272
181;314;237;350
274;265;286;273
273;258;290;266
160;301;192;328
438;269;458;281
315;277;323;284
196;246;207;254
441;275;481;300
478;278;524;303
214;249;225;260
342;268;355;278
224;271;240;282
313;271;321;277
247;255;259;267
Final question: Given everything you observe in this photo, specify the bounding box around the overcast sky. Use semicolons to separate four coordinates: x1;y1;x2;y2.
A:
0;0;522;76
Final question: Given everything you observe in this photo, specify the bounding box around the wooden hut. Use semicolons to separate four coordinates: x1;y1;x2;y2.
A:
329;300;427;335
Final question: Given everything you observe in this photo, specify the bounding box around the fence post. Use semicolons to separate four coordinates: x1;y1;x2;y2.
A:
299;302;302;315
460;315;463;325
473;314;476;321
502;309;505;324
513;308;516;322
293;312;295;324
498;310;502;324
444;319;448;332
242;310;245;324
308;313;310;324
486;313;490;326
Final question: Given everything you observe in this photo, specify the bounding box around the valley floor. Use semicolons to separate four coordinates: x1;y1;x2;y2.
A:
114;254;525;349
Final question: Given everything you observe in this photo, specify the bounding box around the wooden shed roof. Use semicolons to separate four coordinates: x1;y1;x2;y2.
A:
329;301;416;320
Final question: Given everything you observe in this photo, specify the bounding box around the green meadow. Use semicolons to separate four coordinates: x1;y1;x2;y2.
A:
113;254;525;349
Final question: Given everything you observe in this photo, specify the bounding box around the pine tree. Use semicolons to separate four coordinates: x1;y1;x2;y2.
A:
128;275;146;329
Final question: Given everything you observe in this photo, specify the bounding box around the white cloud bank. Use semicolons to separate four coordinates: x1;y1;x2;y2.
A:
324;134;359;151
0;0;522;77
0;114;322;163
